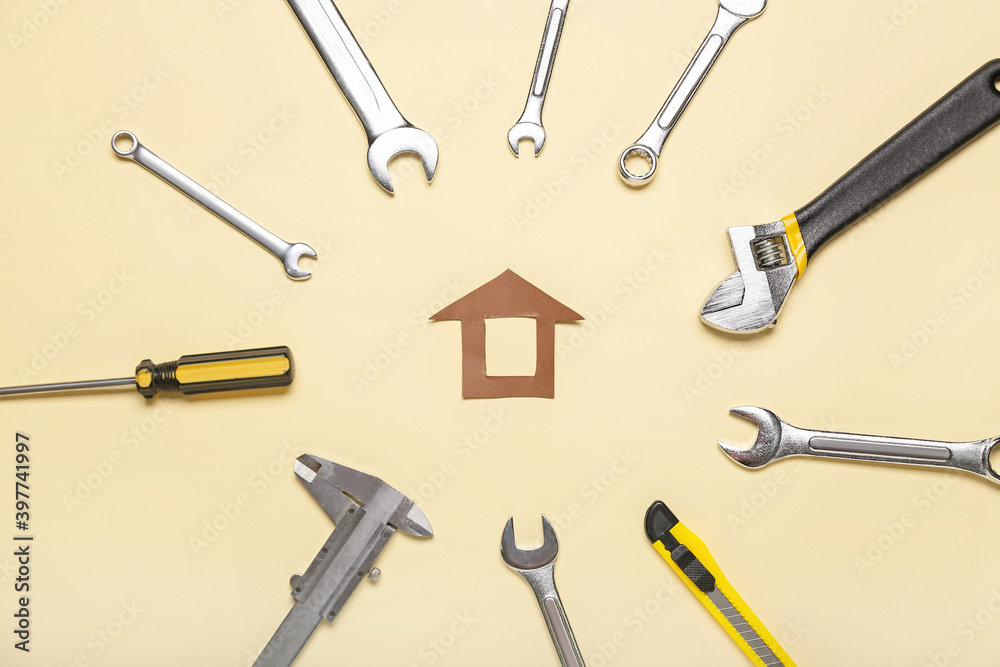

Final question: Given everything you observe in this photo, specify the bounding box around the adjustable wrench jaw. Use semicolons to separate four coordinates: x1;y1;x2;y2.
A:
700;222;799;334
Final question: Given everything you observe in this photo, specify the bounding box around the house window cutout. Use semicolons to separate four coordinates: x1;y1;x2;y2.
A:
485;318;537;377
431;270;583;399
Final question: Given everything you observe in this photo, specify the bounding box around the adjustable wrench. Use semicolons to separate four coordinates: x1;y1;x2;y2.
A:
112;131;317;280
501;516;584;667
285;0;439;194
619;0;766;186
508;0;571;157
701;59;1000;333
720;407;1000;486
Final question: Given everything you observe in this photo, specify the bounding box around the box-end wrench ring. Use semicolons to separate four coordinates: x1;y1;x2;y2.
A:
112;131;317;281
618;0;766;187
720;406;1000;486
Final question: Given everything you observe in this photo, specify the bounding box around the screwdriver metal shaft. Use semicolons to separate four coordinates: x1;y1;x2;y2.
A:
0;377;135;398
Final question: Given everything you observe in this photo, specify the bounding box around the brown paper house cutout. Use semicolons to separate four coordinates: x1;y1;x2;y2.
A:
430;270;583;399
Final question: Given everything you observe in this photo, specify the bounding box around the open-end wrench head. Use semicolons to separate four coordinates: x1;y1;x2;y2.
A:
718;406;783;468
367;127;439;194
507;122;546;157
700;222;798;334
720;0;767;18
282;243;318;280
500;516;558;570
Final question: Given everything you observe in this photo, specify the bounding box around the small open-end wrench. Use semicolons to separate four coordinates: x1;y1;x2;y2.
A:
700;59;1000;333
112;131;316;280
501;516;585;667
285;0;439;194
508;0;571;157
720;407;1000;486
619;0;766;187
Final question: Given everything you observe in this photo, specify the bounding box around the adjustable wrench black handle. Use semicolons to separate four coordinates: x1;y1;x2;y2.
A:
796;59;1000;256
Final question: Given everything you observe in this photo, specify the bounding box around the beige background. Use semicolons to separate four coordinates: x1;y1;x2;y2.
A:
2;0;999;665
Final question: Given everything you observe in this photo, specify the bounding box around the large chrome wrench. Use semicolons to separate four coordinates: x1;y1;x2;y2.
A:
286;0;439;194
501;516;585;667
507;0;571;157
112;131;316;280
720;407;1000;486
619;0;766;187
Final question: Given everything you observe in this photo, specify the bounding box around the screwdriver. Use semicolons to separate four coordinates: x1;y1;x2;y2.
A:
0;346;294;399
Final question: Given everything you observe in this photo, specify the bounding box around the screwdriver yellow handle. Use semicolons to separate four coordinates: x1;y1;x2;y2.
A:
134;346;294;398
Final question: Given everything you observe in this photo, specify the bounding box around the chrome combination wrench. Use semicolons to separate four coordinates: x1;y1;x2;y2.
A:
285;0;439;194
619;0;766;187
112;131;317;280
508;0;571;157
501;516;585;667
720;407;1000;486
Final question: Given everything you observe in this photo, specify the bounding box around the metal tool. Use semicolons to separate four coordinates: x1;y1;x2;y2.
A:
254;455;433;667
645;501;796;667
112;131;317;280
508;0;570;157
618;0;766;186
500;516;584;667
721;407;1000;486
284;0;439;194
0;346;294;399
701;59;1000;333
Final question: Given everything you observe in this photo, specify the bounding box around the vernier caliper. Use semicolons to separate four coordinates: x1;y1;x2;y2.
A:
253;454;433;666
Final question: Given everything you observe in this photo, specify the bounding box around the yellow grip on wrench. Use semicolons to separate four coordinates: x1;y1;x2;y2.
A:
782;213;808;278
